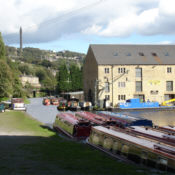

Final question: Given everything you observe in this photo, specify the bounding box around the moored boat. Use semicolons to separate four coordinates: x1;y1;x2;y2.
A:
112;126;175;147
79;101;92;111
50;98;59;105
57;100;68;111
75;111;116;126
11;98;26;111
118;98;159;109
43;98;50;106
53;112;91;138
98;111;153;127
67;101;81;111
88;126;175;172
156;126;175;135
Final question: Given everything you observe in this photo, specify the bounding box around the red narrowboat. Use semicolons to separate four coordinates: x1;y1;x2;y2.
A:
43;98;50;106
53;112;91;138
75;111;116;126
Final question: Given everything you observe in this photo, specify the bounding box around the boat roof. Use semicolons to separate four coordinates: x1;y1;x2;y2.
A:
99;111;139;122
93;126;175;159
76;112;106;125
57;113;79;125
97;112;128;124
131;126;164;138
161;126;175;131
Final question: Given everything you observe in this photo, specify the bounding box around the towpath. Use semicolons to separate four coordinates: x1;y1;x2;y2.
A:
26;98;58;126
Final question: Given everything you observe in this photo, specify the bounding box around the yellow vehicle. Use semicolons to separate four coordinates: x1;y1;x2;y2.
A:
161;98;175;106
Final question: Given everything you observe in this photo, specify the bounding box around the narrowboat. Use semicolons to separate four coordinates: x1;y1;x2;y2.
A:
11;98;26;111
118;98;159;109
156;126;175;135
79;101;92;111
43;98;50;106
117;126;175;147
88;126;175;172
67;101;81;111
50;98;59;105
0;104;5;112
53;112;91;138
98;111;153;127
75;111;116;126
57;100;68;111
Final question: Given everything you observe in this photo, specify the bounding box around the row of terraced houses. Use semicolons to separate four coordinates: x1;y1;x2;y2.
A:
83;44;175;107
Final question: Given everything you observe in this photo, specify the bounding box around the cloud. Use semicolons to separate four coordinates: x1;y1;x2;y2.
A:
1;0;175;44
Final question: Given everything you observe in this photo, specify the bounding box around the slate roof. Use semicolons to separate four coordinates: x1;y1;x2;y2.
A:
90;44;175;65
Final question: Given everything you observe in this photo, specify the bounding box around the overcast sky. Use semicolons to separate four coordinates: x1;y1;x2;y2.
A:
1;0;175;53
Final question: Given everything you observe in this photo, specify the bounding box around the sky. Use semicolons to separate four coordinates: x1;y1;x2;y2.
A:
1;0;175;53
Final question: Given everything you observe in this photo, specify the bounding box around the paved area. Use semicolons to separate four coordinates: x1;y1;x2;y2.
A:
26;98;58;126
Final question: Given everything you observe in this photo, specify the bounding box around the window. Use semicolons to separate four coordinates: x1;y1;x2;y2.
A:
118;95;126;100
167;67;172;73
118;68;120;73
139;52;144;56
165;52;169;56
105;82;110;92
166;81;173;91
118;82;126;88
105;95;110;100
136;68;142;77
121;95;126;100
152;52;157;56
114;52;118;56
104;68;109;73
118;68;126;74
136;81;142;92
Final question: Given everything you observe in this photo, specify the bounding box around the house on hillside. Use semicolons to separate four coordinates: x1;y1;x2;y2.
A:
83;44;175;107
20;75;41;88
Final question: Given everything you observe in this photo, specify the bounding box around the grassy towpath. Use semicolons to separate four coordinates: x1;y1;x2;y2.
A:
0;111;168;175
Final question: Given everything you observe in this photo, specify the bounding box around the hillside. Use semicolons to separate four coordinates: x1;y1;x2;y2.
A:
5;46;86;63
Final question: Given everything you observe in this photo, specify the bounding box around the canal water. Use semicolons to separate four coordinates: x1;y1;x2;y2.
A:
27;98;175;127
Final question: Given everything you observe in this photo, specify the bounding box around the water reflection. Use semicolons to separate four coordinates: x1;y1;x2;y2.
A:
120;110;175;126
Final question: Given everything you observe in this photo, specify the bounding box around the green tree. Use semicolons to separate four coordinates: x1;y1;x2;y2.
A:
69;64;83;91
0;33;5;59
0;60;13;98
18;64;34;75
57;64;71;92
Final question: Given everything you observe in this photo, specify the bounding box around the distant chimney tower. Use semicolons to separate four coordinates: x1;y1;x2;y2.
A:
20;27;23;55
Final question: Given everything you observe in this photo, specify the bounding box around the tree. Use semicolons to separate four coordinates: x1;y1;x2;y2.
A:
0;60;13;98
57;64;71;92
69;64;83;91
0;33;5;59
18;64;34;75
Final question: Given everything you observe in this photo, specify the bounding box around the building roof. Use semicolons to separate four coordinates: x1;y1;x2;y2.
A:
90;44;175;65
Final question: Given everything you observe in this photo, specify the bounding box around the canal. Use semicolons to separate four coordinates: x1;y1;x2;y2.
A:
27;98;175;126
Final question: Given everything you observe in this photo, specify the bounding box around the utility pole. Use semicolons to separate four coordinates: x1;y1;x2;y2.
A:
112;65;114;107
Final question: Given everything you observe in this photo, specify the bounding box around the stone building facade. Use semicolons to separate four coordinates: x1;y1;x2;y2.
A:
20;75;41;88
83;44;175;107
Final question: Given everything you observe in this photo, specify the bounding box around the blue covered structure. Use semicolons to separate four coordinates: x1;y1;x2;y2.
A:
119;98;159;109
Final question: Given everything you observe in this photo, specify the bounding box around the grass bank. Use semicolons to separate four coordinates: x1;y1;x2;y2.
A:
0;111;167;175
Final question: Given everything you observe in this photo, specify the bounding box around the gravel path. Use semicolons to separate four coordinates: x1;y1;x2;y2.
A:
26;98;58;126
